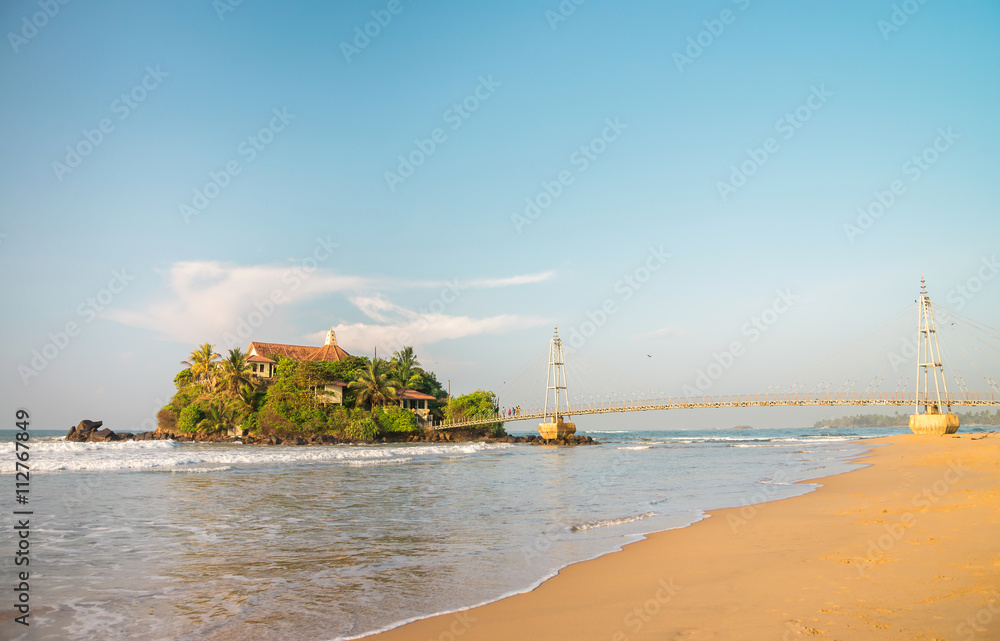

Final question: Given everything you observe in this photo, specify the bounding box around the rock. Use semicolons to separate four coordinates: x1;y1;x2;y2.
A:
117;432;134;441
292;436;306;445
87;428;117;442
66;419;105;442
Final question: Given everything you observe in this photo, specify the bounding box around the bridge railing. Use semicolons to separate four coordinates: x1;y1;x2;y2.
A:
429;391;1000;429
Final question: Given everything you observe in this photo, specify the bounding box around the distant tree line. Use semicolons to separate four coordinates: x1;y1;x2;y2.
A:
814;409;1000;428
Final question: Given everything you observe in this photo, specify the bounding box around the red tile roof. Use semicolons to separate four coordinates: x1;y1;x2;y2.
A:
247;354;276;363
399;388;436;400
305;343;352;362
248;341;352;363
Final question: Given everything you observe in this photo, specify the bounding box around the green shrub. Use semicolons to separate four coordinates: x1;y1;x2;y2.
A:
178;404;204;433
345;416;378;440
257;407;296;435
156;407;178;432
376;406;420;435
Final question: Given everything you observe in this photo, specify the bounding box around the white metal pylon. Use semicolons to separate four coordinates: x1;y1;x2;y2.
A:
915;277;951;413
543;326;571;422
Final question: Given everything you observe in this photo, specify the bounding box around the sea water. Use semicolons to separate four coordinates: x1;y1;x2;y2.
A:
0;424;951;641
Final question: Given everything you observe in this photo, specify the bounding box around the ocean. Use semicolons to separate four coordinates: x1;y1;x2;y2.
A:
1;423;958;641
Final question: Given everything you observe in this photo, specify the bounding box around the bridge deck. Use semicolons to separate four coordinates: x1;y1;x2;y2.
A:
432;392;1000;430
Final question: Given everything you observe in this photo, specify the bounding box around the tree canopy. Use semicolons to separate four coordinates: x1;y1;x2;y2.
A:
159;343;477;441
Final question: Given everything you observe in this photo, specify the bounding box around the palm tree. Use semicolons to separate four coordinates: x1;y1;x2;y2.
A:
196;402;236;435
181;343;221;391
349;358;399;411
219;348;256;397
390;346;422;390
237;383;257;410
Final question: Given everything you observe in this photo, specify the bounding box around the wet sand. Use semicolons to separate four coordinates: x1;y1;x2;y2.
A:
365;434;1000;640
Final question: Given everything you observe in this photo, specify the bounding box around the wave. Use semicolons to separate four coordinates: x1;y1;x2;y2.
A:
0;439;180;453
345;457;414;467
0;441;514;474
156;466;233;474
570;512;655;532
617;445;651;450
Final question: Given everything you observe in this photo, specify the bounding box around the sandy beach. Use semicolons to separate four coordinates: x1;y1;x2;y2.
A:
366;434;1000;641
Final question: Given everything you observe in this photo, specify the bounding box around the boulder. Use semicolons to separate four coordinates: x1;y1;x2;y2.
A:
66;419;104;442
87;428;117;442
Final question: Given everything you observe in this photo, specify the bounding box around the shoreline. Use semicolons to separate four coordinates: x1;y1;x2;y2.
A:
361;433;1000;640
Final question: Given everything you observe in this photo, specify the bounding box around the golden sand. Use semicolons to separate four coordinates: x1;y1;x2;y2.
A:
366;434;1000;641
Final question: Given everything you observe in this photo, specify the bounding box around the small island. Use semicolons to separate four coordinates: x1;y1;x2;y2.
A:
145;329;528;444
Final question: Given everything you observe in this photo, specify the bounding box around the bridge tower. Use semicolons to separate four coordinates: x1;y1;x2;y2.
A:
538;326;576;439
909;278;960;434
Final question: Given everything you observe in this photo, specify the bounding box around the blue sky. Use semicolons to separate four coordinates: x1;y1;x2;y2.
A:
2;0;998;431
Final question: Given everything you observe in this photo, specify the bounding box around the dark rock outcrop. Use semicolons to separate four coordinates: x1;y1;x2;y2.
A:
66;420;105;442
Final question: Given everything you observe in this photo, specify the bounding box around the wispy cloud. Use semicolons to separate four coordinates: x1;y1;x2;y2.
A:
462;270;556;288
309;313;547;353
108;260;553;346
631;325;691;342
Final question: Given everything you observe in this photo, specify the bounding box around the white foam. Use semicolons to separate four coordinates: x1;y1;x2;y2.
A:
0;440;514;474
570;511;656;531
617;445;651;450
345;457;414;467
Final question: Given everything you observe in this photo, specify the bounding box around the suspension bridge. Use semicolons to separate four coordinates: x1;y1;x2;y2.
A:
435;279;1000;436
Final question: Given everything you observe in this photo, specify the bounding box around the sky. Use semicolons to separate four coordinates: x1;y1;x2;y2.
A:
2;0;998;432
